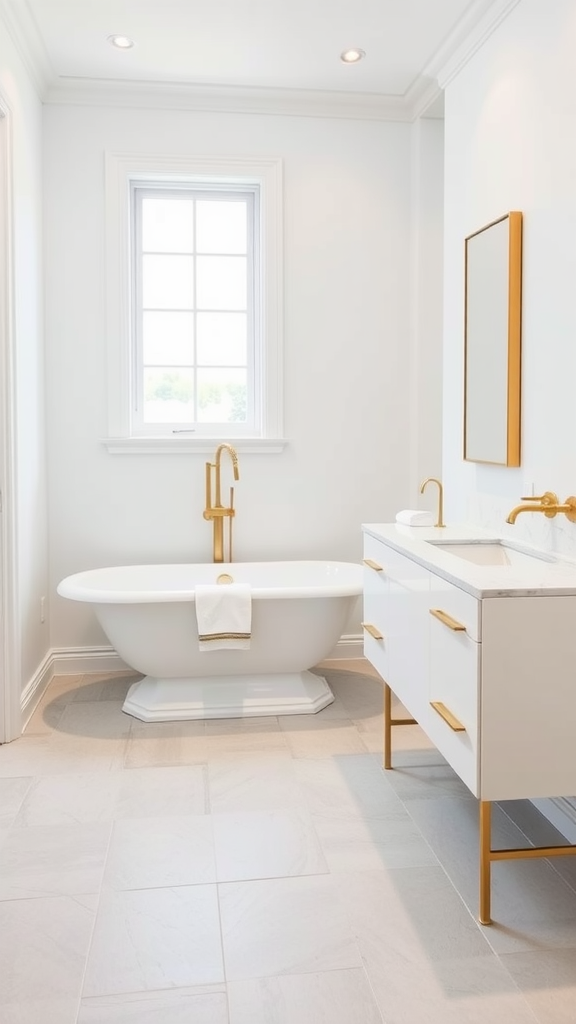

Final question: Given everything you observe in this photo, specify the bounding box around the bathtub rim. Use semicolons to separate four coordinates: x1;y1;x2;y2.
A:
57;559;363;604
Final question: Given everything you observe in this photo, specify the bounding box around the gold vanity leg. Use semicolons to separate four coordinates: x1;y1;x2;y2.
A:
383;683;392;770
479;800;492;925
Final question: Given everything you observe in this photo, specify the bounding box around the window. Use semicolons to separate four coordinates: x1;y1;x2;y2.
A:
104;154;284;453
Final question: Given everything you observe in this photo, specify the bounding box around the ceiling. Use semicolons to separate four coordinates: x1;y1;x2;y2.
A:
0;0;509;117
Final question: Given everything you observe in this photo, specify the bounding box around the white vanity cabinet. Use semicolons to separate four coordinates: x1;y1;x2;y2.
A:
362;522;576;924
362;525;576;802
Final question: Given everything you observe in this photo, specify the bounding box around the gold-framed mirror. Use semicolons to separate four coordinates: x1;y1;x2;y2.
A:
463;211;523;466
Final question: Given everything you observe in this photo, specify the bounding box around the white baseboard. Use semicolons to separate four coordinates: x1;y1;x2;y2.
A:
326;634;364;660
19;637;363;728
20;646;130;728
50;645;130;675
531;797;576;844
20;651;54;728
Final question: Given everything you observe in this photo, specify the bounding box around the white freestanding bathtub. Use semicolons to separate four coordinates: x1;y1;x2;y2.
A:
57;561;363;721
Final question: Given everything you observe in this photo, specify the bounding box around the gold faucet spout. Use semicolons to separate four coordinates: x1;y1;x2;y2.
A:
214;443;240;504
204;443;240;562
420;477;445;528
506;491;560;524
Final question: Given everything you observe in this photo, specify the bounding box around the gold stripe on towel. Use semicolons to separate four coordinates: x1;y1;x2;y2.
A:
198;632;252;642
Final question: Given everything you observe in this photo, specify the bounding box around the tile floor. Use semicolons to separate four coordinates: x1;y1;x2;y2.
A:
1;660;576;1022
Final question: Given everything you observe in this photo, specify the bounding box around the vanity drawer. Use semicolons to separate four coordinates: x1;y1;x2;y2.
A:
363;536;390;583
362;538;390;681
427;611;481;795
428;571;481;642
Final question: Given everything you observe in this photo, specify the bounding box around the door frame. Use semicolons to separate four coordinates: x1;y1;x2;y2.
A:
0;96;21;743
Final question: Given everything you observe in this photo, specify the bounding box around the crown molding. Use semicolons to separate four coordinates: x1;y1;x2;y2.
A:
43;77;412;121
1;0;521;122
405;0;517;119
0;0;54;96
436;0;522;89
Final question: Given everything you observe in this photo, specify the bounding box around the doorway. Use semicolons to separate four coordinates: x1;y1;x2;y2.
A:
0;99;20;743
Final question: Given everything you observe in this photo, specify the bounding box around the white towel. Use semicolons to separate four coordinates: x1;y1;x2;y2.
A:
395;509;434;527
195;583;252;651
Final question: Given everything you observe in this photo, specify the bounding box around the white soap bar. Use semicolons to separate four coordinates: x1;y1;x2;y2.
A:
395;509;434;527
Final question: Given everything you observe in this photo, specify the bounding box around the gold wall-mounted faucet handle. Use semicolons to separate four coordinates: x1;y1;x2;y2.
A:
519;492;557;504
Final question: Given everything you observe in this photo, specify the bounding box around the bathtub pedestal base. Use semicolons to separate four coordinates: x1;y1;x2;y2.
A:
122;670;335;722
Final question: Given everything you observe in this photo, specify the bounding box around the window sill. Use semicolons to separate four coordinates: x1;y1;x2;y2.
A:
101;437;288;455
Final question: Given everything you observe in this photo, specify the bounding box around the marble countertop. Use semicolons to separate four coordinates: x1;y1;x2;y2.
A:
362;522;576;599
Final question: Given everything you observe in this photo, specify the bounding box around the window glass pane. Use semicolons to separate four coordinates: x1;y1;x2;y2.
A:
143;368;195;423
196;200;247;254
142;198;194;253
196;312;247;366
143;311;194;365
143;255;194;309
196;256;246;310
197;368;247;423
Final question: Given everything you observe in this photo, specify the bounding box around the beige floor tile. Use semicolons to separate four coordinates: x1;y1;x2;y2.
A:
213;808;328;881
381;753;472;800
55;700;131;740
78;986;228;1024
104;814;216;889
404;794;576;951
0;822;111;899
335;866;492;965
500;947;576;1023
34;674;84;702
0;777;32;827
312;809;438;872
278;716;370;758
13;772;122;826
1;997;82;1024
205;715;290;756
13;765;208;826
323;672;384;719
366;950;539;1024
114;763;209;816
219;874;363;981
0;894;97;1006
83;885;224;997
227;968;384;1024
74;672;141;702
208;754;304;813
24;697;68;736
124;719;208;767
293;754;401;819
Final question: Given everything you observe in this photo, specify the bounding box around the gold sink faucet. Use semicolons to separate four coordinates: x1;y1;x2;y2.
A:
506;491;576;524
203;443;240;562
420;477;445;528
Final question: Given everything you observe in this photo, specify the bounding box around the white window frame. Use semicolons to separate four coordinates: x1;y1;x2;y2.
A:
103;153;285;453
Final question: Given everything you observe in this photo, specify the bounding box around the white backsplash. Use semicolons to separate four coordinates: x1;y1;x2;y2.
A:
463;493;576;562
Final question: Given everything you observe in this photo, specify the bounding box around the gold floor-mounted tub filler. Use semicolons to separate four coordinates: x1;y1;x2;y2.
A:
203;443;240;563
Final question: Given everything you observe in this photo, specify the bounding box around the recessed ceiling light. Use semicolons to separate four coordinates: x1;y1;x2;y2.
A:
108;34;135;50
340;48;366;64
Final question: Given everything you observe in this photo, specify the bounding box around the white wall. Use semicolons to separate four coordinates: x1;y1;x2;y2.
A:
0;17;48;698
443;0;576;557
44;105;425;648
410;117;444;506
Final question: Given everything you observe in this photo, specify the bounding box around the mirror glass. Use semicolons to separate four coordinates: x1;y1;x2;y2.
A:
464;211;522;466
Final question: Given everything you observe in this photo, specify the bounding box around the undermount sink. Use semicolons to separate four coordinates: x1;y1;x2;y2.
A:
426;540;555;567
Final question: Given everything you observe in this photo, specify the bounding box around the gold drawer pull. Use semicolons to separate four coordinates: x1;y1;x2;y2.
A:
430;608;466;632
430;701;466;732
362;622;383;640
363;558;384;572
